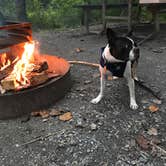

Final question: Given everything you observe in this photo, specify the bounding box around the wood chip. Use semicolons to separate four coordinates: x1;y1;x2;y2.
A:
59;112;72;121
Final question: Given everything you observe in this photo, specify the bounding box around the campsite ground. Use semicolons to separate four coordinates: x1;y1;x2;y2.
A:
0;24;166;166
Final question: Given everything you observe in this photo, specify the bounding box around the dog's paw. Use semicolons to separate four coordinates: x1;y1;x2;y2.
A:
91;97;101;104
130;103;138;110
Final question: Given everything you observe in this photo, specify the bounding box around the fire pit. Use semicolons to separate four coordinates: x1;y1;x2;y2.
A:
0;21;72;119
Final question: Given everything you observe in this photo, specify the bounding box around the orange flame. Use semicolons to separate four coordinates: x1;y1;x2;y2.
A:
11;41;35;87
0;53;11;71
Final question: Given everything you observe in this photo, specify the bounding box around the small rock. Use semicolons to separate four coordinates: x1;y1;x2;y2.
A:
147;127;158;136
90;123;97;130
152;99;162;105
75;118;85;128
84;80;92;84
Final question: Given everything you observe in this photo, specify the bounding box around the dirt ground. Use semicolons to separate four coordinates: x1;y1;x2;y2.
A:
0;24;166;166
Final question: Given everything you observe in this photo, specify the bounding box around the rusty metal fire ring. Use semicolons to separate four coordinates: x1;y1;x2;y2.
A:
0;55;72;120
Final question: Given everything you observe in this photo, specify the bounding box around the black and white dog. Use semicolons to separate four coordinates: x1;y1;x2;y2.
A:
91;28;140;110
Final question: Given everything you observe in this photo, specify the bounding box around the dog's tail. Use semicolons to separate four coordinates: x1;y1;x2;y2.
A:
134;79;162;100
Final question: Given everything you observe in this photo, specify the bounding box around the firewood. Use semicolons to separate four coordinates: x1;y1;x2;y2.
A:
1;71;49;91
0;59;18;81
29;71;49;87
1;75;17;90
32;61;48;73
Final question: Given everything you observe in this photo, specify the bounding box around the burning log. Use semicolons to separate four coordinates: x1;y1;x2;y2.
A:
29;71;49;87
0;61;49;91
0;58;18;81
32;61;48;73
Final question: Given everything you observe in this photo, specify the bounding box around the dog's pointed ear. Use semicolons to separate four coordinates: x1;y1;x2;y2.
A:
106;28;116;44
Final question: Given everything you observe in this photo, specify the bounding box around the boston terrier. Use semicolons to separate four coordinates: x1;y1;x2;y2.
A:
91;28;140;110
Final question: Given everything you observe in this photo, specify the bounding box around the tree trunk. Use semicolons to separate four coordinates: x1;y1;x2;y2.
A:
15;0;27;21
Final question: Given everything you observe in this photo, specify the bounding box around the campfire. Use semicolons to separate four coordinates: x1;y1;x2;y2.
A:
0;41;49;93
0;21;68;94
0;21;71;119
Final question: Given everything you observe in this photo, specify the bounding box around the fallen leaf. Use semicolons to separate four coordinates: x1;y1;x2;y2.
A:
49;109;64;117
136;134;150;150
31;110;50;118
59;112;72;121
75;48;83;53
107;75;113;81
148;105;159;112
39;111;50;118
31;111;41;116
147;128;158;136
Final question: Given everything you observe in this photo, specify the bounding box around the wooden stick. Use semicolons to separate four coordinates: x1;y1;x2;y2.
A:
69;60;99;67
138;33;155;46
150;142;166;156
15;133;52;147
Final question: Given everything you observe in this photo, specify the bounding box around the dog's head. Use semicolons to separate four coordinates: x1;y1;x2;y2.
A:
106;28;139;61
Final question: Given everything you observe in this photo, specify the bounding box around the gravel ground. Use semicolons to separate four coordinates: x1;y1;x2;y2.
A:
0;24;166;166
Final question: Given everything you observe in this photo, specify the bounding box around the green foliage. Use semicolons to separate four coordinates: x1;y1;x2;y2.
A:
0;0;16;18
0;0;166;29
26;0;83;29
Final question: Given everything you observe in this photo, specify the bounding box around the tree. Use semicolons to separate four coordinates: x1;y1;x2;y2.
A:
15;0;27;21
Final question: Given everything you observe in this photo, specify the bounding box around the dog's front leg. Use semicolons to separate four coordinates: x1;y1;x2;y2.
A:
91;66;106;104
124;61;138;110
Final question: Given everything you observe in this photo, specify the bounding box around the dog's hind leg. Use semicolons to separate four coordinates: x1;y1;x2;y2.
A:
124;61;138;110
132;60;139;81
91;66;106;104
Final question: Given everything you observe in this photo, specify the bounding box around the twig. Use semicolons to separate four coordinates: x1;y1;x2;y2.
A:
69;60;161;100
150;142;166;156
138;32;155;46
15;133;52;147
69;60;99;68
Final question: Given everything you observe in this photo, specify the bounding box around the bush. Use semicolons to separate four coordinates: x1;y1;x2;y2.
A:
27;0;83;29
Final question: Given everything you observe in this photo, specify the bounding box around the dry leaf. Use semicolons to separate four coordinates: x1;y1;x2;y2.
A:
31;110;49;118
59;112;72;121
75;48;83;53
136;134;150;150
147;128;158;136
148;105;159;112
39;111;50;118
49;109;64;117
31;111;41;116
107;75;113;81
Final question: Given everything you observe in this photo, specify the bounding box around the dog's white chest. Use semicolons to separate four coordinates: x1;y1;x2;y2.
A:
103;45;123;63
